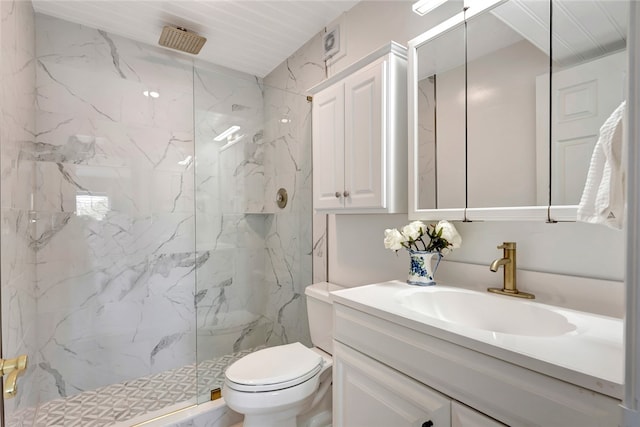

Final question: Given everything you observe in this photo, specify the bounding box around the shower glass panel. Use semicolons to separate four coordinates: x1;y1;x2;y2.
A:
25;12;199;425
1;5;313;425
193;63;313;402
1;1;39;426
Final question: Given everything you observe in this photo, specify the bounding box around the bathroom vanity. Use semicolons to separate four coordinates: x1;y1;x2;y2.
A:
331;281;622;427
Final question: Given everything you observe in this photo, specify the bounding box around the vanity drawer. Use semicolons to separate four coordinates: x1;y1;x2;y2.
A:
334;303;620;427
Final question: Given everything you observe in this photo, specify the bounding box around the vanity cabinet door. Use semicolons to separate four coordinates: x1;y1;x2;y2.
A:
451;402;505;427
333;341;451;427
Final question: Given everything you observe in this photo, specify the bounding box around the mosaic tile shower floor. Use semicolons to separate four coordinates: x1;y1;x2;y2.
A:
15;348;259;427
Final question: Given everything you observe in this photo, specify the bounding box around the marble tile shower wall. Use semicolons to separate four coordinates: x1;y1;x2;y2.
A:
261;85;313;347
1;0;38;423
264;32;328;288
32;13;199;402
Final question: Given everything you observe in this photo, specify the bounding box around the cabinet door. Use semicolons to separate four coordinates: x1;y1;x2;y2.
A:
334;341;450;427
344;58;384;209
452;402;505;427
313;83;345;210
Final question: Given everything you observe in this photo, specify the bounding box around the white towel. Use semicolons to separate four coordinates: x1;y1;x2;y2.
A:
577;100;626;229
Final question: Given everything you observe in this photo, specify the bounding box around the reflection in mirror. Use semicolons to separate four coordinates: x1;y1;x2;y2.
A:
466;1;551;208
549;0;628;206
416;24;465;210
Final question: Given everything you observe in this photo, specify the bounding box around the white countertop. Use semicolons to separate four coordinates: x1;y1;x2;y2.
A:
332;280;624;400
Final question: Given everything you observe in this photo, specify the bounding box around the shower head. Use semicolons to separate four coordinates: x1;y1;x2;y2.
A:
158;25;207;55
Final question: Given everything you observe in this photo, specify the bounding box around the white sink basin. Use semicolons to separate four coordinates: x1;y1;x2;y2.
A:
396;286;577;337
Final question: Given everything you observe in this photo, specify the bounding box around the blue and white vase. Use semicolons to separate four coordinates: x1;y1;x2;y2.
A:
407;250;442;286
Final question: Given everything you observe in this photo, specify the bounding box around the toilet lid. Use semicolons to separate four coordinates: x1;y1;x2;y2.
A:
225;343;323;392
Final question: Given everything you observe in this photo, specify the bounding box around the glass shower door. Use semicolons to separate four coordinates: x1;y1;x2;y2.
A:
1;0;39;425
193;64;314;401
2;7;201;425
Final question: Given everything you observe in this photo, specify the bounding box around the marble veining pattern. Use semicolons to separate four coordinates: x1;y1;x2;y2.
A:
1;1;38;426
418;77;436;208
32;14;201;406
2;7;314;426
264;32;327;286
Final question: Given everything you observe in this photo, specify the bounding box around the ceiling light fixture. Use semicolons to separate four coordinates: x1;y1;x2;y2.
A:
213;125;241;142
143;90;160;98
412;0;448;16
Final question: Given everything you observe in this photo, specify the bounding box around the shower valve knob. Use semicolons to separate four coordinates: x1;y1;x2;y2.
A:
276;188;288;209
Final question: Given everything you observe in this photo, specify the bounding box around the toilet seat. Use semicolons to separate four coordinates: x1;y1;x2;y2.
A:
225;342;324;393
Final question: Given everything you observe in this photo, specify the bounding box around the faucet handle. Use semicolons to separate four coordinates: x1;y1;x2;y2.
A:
497;242;516;250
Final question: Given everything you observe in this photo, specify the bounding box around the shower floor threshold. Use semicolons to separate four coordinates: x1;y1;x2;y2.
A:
17;347;261;427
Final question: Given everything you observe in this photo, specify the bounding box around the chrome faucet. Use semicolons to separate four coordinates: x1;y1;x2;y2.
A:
488;242;534;299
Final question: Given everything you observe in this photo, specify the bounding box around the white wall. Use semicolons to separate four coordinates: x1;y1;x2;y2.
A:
318;1;625;285
327;0;464;77
466;40;548;208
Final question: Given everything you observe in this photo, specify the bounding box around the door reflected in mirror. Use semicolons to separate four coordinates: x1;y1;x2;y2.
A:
549;0;628;206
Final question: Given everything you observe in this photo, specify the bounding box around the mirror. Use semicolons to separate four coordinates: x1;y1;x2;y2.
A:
466;1;551;210
410;0;553;220
409;0;629;221
548;0;628;213
414;22;466;211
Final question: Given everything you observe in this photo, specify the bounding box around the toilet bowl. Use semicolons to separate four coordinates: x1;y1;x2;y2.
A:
222;282;342;427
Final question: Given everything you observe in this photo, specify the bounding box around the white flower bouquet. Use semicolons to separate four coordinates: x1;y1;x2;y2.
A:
384;220;462;255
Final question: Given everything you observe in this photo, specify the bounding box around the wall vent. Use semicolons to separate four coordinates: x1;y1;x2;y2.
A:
322;25;340;61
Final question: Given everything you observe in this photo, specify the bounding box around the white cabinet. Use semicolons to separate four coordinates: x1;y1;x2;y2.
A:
333;302;621;427
309;42;407;213
333;342;505;427
333;341;450;427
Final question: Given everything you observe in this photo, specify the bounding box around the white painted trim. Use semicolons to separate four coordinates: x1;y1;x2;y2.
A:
465;206;548;221
408;208;466;221
407;38;420;217
624;0;640;417
549;205;578;222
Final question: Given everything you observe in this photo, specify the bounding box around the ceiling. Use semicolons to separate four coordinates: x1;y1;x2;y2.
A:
492;0;627;66
32;0;359;77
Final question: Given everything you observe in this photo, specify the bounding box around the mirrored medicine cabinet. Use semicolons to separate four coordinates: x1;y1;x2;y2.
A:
408;0;629;221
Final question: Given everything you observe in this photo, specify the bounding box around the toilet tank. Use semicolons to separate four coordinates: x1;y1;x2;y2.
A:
305;282;344;355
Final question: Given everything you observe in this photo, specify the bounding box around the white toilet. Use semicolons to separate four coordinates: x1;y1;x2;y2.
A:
222;282;342;427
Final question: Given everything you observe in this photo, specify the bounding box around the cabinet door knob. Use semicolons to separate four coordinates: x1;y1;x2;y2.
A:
422;421;434;427
343;190;350;197
335;192;341;198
